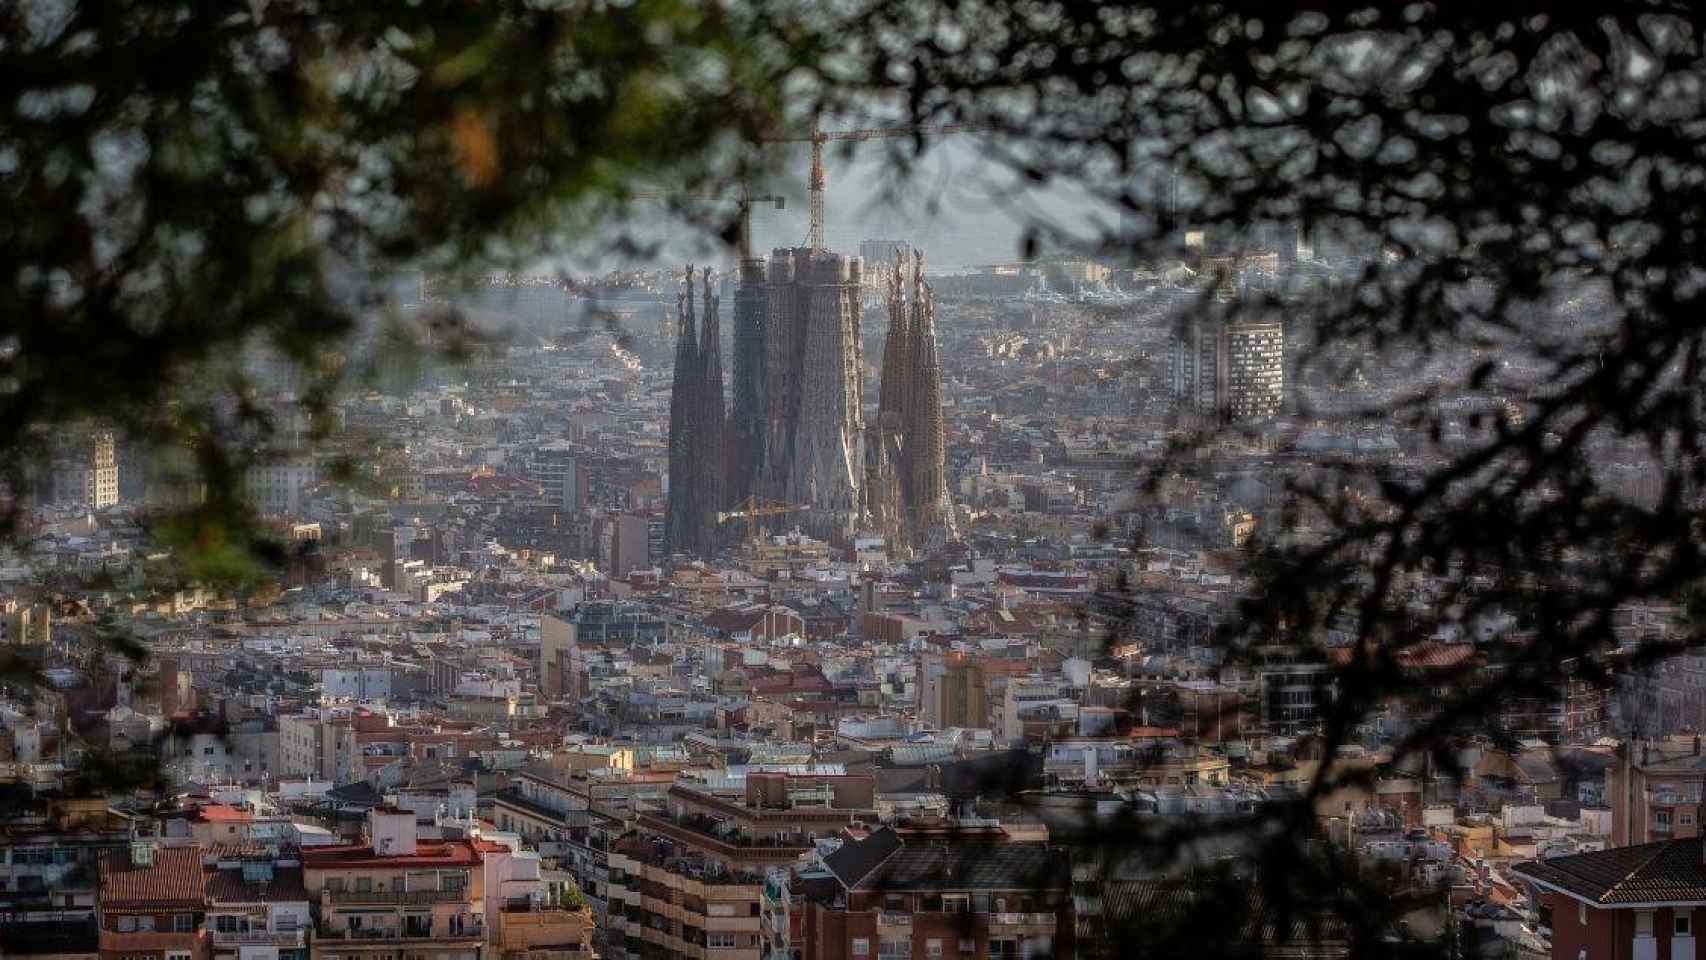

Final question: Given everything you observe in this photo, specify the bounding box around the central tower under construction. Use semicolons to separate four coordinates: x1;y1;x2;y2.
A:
752;247;867;540
668;243;954;557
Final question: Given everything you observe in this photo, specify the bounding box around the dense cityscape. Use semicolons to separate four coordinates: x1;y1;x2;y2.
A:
10;5;1706;960
0;213;1688;960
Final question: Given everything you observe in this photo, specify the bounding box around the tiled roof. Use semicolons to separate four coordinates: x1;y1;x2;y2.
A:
205;866;310;904
1514;838;1706;904
823;827;902;888
99;846;208;907
300;839;480;869
850;842;1068;892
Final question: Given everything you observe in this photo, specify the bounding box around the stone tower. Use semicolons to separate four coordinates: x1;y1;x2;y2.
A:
692;266;727;554
865;250;956;553
663;266;699;557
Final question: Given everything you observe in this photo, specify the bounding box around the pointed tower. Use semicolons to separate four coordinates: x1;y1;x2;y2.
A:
693;266;727;555
664;265;699;557
906;251;955;544
729;257;768;510
866;251;913;552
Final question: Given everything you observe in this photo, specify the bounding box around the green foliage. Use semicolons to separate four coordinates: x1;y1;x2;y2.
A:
0;0;822;575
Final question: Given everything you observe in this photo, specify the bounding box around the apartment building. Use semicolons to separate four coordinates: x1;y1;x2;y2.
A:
803;826;1072;960
1607;737;1706;846
279;713;351;784
245;461;318;517
0;800;129;924
999;676;1074;743
301;808;487;960
205;850;311;960
51;430;119;511
1515;840;1706;960
604;769;876;960
480;835;596;960
96;842;209;960
917;652;988;731
1167;314;1285;421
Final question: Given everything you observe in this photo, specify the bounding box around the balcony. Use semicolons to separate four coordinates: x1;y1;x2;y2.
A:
316;925;483;943
637;813;811;862
325;888;467;904
877;912;912;929
989;913;1056;930
212;929;308;948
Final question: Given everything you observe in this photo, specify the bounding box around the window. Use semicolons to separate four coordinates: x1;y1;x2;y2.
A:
885;895;906;911
174;914;194;932
927;940;944;958
356;877;373;893
1679;913;1693;937
137;916;154;932
1579;902;1588;926
707;933;738;949
216;916;239;933
852;938;870;956
1657;810;1673;829
960;940;977;953
117;916;137;933
167;952;191;960
706;903;736;917
1686;812;1697;827
879;938;910;959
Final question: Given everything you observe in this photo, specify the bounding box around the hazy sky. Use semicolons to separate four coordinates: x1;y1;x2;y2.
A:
549;135;1111;275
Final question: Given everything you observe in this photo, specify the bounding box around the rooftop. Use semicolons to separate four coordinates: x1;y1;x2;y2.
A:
99;845;207;908
301;839;481;869
1515;838;1706;906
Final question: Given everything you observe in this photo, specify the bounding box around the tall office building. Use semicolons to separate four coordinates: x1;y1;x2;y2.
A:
608;512;650;578
1168;314;1286;421
50;429;119;510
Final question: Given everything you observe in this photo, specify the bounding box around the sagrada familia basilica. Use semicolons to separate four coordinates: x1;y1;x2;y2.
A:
664;248;955;559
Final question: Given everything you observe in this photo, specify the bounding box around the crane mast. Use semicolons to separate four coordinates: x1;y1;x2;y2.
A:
764;121;987;251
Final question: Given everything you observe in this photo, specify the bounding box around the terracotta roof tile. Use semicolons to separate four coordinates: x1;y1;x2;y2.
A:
205;866;310;904
99;846;207;908
1515;837;1706;904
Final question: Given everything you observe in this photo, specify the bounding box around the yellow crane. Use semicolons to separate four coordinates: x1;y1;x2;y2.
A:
717;495;804;546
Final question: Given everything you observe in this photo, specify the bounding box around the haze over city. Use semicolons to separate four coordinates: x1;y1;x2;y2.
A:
2;5;1703;960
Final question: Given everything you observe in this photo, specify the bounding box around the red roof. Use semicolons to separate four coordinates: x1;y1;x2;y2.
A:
300;839;481;869
198;804;251;823
100;846;207;908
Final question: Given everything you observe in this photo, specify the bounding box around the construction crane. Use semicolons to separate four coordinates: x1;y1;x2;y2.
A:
717;495;804;545
627;187;785;262
762;119;989;250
